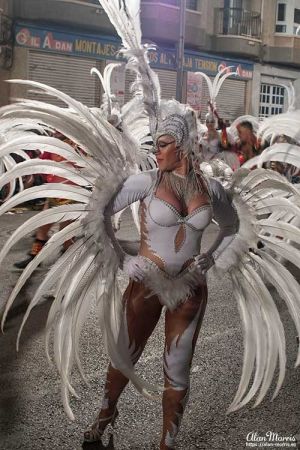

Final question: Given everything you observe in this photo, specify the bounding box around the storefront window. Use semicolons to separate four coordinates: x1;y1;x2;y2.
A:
259;83;285;118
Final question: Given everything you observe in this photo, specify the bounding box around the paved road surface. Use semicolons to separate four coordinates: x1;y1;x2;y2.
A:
0;210;300;450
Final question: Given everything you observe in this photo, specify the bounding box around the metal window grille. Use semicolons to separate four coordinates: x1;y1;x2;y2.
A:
215;7;261;37
259;83;285;118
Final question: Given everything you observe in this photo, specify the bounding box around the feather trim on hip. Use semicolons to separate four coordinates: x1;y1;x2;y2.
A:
137;256;206;310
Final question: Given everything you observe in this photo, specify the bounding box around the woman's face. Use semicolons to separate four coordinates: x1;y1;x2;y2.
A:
206;121;216;131
155;134;181;172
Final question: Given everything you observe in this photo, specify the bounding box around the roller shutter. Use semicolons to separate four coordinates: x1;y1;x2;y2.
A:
155;69;177;100
27;51;104;107
198;77;246;123
124;69;136;104
125;68;177;103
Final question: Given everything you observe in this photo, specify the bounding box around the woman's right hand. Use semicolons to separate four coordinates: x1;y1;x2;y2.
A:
122;255;145;282
192;252;215;274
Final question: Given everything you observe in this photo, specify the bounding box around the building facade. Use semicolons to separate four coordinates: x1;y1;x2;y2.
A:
0;0;299;122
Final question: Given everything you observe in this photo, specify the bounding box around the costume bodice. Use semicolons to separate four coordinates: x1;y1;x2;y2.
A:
201;133;220;161
141;193;213;276
148;196;212;230
107;169;238;278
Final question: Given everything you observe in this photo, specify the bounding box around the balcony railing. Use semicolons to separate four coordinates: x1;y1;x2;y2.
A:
141;0;200;11
215;7;261;38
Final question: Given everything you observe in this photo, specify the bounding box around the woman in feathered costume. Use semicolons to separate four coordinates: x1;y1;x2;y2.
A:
195;68;241;170
2;1;300;449
81;100;238;448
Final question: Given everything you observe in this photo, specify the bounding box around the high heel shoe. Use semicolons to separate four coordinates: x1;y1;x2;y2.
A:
83;409;119;443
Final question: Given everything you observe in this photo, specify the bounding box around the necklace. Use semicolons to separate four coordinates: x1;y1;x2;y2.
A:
171;171;187;179
161;170;205;204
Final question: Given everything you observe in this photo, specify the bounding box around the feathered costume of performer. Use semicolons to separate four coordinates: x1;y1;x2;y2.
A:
0;125;47;201
195;68;241;170
1;1;300;448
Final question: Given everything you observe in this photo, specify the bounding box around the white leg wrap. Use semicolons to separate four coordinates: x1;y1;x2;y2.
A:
163;308;201;390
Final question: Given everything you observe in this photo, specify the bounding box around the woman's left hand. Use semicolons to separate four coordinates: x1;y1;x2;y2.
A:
193;253;215;273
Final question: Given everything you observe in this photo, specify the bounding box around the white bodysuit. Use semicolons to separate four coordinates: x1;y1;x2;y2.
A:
200;134;221;161
107;169;238;309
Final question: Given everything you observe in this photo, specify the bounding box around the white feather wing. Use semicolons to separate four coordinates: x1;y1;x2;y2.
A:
212;166;300;412
0;77;161;420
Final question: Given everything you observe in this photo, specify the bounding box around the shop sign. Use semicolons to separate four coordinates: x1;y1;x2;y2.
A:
15;24;253;80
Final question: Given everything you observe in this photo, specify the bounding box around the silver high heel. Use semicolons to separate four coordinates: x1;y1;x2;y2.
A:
83;409;119;443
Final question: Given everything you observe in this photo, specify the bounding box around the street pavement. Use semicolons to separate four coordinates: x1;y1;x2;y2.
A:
0;209;300;450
